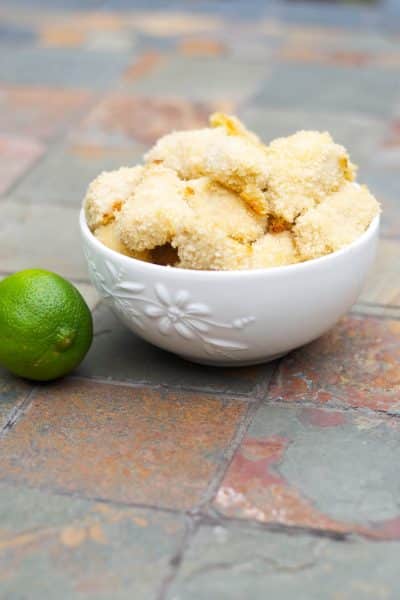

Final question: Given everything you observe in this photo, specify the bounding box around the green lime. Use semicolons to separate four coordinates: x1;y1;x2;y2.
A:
0;269;93;381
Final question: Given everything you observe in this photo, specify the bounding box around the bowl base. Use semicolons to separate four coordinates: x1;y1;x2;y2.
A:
178;351;288;368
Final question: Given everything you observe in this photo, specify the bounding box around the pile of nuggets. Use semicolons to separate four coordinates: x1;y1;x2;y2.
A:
84;113;380;270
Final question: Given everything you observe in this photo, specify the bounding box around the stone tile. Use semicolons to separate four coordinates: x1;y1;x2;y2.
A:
73;282;100;312
7;137;144;207
0;46;133;89
167;524;400;600
254;63;400;117
0;378;247;509
356;238;400;308
239;105;385;166
78;92;233;147
128;11;223;37
267;315;400;414
0;201;87;279
360;167;400;238
0;133;44;195
0;481;184;599
78;303;275;396
0;367;32;429
214;404;400;538
126;55;268;102
0;85;93;140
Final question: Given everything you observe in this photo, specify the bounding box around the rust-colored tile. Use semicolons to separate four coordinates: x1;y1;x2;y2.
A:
78;93;233;146
0;134;44;194
268;315;400;413
214;404;400;539
0;85;92;140
178;38;226;57
0;379;247;509
123;51;166;82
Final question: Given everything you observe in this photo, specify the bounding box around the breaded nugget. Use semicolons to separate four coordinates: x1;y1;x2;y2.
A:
294;182;380;260
94;222;150;261
85;166;144;231
209;112;263;146
250;231;299;269
265;131;356;223
145;127;269;215
184;177;267;243
173;219;251;271
117;164;189;252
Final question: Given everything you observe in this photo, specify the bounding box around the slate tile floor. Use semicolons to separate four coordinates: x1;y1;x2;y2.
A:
0;1;400;598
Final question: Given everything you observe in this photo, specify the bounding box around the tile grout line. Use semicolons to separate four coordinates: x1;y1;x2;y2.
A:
0;386;37;439
157;514;199;600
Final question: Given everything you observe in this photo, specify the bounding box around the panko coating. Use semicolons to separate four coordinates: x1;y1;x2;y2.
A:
117;164;189;253
173;219;251;271
265;131;356;224
250;231;299;269
145;123;270;215
294;182;380;260
184;177;267;243
85;113;380;271
94;222;150;261
84;166;144;230
209;112;263;146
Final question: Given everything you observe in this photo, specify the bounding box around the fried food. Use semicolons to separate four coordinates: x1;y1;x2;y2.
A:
84;166;144;230
294;182;380;260
173;219;251;271
145;119;270;215
265;131;356;223
85;113;380;271
117;164;189;252
251;231;299;269
94;222;150;261
184;177;267;243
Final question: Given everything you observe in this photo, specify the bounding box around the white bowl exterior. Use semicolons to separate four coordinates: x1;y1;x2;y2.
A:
80;210;379;366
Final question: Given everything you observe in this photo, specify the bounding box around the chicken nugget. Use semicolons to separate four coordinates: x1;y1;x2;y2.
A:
250;231;299;269
184;177;267;243
209;112;263;146
265;131;356;223
94;222;150;261
117;164;189;252
294;182;380;260
173;218;251;271
145;127;269;215
84;166;144;231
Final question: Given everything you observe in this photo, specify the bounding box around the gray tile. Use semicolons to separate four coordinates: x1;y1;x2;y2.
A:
0;366;32;429
0;201;86;279
7;138;145;208
254;63;400;117
168;524;399;600
0;481;185;600
78;303;274;397
0;46;133;89
128;55;269;102
239;105;385;166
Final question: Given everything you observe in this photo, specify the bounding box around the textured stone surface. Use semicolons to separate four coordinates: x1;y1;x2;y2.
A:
0;482;185;599
0;379;247;509
0;133;44;194
127;55;267;102
0;368;32;430
78;303;275;396
255;63;400;116
78;93;232;147
268;315;400;413
357;239;400;309
7;137;144;207
214;403;400;538
0;201;87;279
168;524;400;600
0;85;92;140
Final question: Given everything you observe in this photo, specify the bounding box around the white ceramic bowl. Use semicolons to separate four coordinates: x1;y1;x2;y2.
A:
80;210;379;367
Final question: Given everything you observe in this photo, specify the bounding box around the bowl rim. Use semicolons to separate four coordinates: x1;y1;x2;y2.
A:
80;208;380;279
